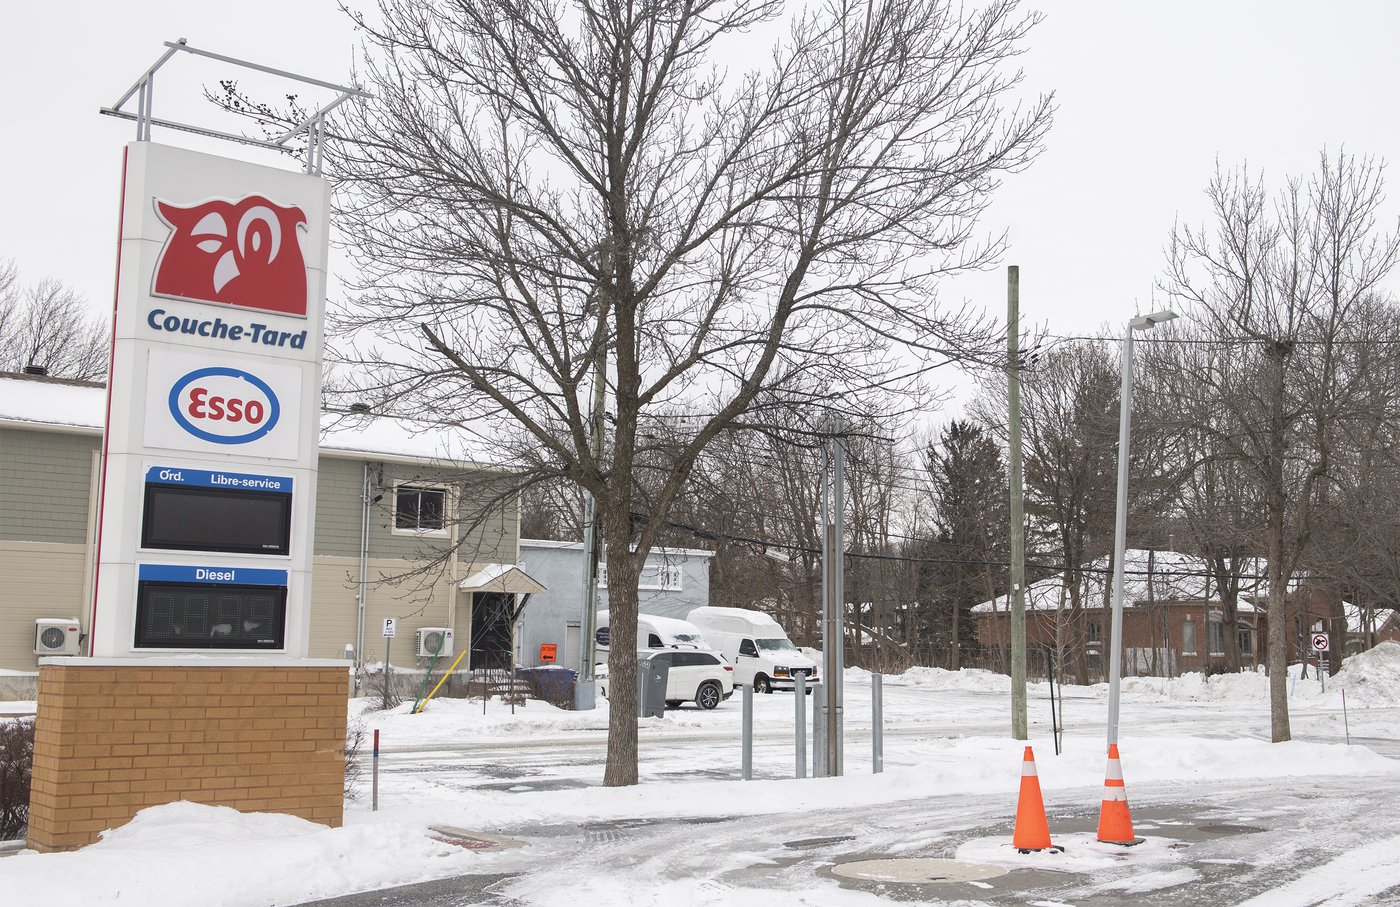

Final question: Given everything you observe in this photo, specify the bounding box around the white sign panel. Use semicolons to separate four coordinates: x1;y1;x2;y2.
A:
1310;633;1330;653
90;142;331;659
383;618;397;639
143;347;305;460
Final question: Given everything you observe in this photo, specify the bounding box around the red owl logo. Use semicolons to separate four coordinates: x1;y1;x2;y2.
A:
152;196;309;317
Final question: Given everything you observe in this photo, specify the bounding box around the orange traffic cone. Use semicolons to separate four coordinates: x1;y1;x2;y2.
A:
1096;744;1142;846
1012;746;1060;852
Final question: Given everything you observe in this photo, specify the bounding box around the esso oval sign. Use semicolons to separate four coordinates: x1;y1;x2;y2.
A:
167;367;281;444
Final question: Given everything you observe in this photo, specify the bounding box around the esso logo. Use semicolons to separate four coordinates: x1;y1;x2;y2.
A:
167;367;281;444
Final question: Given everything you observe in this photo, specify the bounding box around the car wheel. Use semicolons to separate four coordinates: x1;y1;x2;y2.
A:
753;674;772;694
696;681;722;710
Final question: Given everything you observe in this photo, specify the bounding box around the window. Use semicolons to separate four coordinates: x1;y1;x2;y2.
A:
1237;624;1254;655
1181;619;1197;655
1087;621;1102;643
657;564;682;591
395;486;447;533
623;562;683;591
647;633;663;648
739;639;758;657
1208;612;1226;655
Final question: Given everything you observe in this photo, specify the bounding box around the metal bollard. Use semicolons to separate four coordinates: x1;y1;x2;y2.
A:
371;728;380;811
795;673;807;778
872;673;883;774
812;682;826;777
741;683;753;780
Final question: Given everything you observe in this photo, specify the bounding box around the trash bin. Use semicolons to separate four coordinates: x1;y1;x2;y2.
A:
637;651;671;718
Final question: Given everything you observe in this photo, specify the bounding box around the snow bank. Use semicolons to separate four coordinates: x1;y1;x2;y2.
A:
1102;641;1400;708
0;802;504;907
353;693;612;746
880;665;1011;694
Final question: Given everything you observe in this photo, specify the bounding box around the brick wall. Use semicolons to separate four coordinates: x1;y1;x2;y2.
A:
28;661;348;852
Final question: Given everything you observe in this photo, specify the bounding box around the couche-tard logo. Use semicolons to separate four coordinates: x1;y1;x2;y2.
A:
152;196;309;318
167;367;281;445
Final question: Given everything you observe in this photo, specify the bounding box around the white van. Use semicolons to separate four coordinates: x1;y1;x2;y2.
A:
594;611;709;659
686;606;818;693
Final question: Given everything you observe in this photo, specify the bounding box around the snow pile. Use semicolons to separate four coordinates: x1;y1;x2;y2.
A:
1115;670;1267;703
0;802;501;907
1090;642;1400;708
355;694;611;746
881;665;1011;694
1324;641;1400;706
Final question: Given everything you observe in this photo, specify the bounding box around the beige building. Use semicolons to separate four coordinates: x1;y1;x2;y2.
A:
0;371;524;685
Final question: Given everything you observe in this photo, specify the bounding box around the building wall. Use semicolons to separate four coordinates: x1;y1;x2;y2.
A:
308;555;480;665
0;428;100;545
0;542;89;673
28;661;347;851
974;600;1262;678
515;541;713;669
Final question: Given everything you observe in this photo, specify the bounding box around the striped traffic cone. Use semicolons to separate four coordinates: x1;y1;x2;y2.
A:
1096;744;1143;846
1012;746;1060;852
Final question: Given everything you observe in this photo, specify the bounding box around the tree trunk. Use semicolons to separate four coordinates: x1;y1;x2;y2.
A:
1266;353;1292;743
601;507;641;786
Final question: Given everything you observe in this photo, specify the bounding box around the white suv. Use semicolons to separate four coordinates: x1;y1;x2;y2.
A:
600;650;735;710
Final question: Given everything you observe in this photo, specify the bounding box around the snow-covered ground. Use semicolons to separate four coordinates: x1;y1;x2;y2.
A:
4;643;1400;906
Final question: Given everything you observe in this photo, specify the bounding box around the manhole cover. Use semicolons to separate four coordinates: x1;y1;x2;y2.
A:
832;858;1009;884
785;835;857;850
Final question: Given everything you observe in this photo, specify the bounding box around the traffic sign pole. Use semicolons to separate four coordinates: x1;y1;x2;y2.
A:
1310;633;1330;693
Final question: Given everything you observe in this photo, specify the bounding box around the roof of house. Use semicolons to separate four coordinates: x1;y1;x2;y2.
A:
971;549;1398;634
458;563;548;595
521;538;716;559
0;371;504;469
971;549;1264;614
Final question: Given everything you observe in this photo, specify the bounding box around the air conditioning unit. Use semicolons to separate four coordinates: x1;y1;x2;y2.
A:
415;627;454;658
35;618;81;656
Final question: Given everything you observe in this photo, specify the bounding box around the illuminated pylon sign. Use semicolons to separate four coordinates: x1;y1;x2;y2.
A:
89;142;330;658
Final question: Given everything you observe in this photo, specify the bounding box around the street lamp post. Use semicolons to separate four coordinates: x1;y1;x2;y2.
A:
1105;310;1177;748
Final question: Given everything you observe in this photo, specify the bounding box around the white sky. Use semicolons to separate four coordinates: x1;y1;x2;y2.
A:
2;0;1398;340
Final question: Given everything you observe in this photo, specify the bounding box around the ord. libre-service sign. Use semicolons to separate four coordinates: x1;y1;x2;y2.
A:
89;142;330;658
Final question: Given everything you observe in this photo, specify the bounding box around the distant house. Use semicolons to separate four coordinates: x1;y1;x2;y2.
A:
972;549;1399;678
515;539;714;671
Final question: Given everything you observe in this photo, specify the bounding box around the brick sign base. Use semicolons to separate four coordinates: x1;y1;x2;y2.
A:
28;659;348;852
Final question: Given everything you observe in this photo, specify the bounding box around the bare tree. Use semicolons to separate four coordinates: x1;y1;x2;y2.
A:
0;262;108;380
1159;152;1400;742
322;0;1050;785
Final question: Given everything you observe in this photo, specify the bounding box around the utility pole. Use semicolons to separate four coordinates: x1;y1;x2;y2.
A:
1007;265;1028;740
820;421;846;775
575;254;610;711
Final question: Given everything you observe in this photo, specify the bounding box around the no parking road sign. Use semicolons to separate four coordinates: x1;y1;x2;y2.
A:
1310;632;1330;653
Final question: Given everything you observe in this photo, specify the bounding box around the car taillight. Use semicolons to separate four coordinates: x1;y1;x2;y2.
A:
723;665;733;671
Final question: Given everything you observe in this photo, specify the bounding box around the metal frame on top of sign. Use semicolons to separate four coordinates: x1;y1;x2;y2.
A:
88;137;332;659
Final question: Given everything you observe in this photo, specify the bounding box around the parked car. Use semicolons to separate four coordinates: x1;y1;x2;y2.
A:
686;606;818;693
598;649;735;709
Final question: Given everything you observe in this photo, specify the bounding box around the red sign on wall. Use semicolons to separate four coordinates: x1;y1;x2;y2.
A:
540;644;557;663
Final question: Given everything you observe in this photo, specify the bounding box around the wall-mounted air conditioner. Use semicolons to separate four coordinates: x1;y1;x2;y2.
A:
415;627;454;658
35;618;82;656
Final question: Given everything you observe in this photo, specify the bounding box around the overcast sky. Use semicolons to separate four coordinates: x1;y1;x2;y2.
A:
3;0;1398;342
